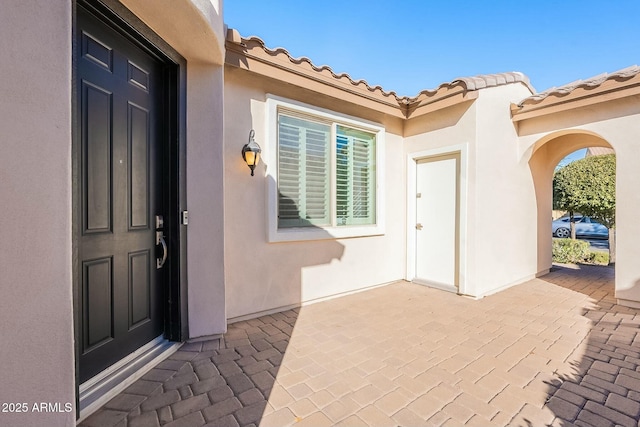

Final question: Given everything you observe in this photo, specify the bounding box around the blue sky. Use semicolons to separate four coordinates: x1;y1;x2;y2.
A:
225;1;639;98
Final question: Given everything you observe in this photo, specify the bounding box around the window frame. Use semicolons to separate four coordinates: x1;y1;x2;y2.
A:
265;95;385;242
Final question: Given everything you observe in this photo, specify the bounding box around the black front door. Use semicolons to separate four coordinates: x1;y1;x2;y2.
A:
76;5;167;383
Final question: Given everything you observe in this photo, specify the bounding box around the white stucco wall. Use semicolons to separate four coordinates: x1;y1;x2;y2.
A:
472;84;540;295
223;75;406;320
0;2;75;426
613;117;640;307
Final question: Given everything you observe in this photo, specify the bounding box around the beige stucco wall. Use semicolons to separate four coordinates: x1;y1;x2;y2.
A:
0;2;75;426
517;96;640;307
223;71;406;320
185;64;227;337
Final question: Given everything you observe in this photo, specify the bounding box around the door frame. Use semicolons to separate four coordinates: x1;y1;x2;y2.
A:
72;0;188;408
406;144;468;295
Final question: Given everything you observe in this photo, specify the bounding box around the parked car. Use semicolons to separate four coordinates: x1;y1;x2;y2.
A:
552;216;609;239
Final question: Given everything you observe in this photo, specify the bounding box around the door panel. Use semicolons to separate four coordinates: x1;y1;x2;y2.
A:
128;103;150;230
77;6;166;383
415;154;459;290
83;257;113;351
83;82;112;234
129;250;151;328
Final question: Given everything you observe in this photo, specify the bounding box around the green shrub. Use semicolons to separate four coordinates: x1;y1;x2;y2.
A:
587;251;610;265
552;238;591;264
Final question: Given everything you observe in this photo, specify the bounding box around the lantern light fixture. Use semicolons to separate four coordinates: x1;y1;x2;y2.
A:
241;129;261;176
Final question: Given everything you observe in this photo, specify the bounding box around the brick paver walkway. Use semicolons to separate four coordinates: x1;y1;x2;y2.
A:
80;264;640;427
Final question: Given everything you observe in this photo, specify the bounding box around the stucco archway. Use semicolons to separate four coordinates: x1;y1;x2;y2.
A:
528;130;614;275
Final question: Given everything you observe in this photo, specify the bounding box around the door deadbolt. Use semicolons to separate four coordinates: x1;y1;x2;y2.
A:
155;215;164;229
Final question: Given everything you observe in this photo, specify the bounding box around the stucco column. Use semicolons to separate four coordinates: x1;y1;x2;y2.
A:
528;144;555;276
0;2;75;426
186;64;227;337
614;135;640;307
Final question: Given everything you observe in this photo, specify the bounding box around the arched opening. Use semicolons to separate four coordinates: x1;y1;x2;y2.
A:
528;130;615;275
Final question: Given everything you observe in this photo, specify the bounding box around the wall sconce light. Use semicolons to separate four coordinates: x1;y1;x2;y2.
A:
241;130;261;176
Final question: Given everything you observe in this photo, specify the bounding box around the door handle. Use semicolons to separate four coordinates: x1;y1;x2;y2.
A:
416;223;423;230
156;231;168;269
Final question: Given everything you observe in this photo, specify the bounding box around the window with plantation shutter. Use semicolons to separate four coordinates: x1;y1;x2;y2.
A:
336;126;376;226
268;96;384;242
278;115;331;228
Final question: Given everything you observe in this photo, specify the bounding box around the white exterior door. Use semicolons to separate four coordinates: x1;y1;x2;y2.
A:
415;154;459;291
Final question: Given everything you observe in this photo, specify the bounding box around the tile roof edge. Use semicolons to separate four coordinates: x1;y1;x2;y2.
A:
230;32;406;102
408;72;535;103
227;30;536;106
516;65;640;108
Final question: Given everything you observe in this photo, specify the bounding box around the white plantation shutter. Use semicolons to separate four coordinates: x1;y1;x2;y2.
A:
336;126;376;226
278;114;331;228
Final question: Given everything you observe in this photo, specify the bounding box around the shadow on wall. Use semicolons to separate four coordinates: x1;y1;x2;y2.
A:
277;190;317;228
227;163;346;319
537;265;640;427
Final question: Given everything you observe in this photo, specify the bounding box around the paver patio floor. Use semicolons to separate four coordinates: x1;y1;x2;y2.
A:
80;263;640;427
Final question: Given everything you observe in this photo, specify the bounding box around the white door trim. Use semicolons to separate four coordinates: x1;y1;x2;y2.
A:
406;144;469;295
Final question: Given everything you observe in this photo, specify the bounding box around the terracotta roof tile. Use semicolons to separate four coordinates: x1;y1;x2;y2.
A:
227;30;535;106
452;72;533;91
517;65;640;107
236;34;404;100
228;30;639;117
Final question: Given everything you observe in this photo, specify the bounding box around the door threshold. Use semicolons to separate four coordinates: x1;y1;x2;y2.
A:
78;336;181;423
413;279;458;294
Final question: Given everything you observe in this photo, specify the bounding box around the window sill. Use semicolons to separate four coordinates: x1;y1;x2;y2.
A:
268;224;385;243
